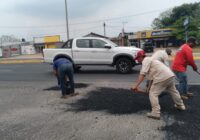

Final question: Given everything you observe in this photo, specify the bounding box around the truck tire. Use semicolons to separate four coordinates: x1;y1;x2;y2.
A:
116;58;132;74
74;66;81;73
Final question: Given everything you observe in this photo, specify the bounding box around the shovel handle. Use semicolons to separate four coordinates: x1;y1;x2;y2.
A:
196;71;200;75
130;87;148;95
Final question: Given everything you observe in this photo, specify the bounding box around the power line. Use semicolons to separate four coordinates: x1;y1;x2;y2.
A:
22;25;101;38
69;9;163;25
0;9;164;29
107;26;121;31
0;24;65;29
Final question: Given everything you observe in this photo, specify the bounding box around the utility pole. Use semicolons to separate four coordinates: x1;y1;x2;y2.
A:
103;22;106;37
0;36;2;48
65;0;69;40
122;22;127;46
121;28;124;46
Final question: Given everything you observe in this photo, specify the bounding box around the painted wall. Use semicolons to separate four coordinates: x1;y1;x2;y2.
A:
21;45;36;54
34;35;60;49
0;48;2;57
44;35;60;43
45;44;57;49
33;37;44;43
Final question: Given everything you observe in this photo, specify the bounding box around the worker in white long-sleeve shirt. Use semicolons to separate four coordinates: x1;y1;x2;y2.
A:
145;48;172;92
151;48;172;66
131;55;185;120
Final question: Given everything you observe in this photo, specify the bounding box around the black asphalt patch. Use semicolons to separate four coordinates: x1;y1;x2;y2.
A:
76;69;140;74
161;85;200;140
43;83;89;91
69;87;151;114
69;86;200;139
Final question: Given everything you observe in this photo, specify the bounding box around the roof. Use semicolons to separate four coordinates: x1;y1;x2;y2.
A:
84;32;109;39
2;41;32;47
2;42;22;46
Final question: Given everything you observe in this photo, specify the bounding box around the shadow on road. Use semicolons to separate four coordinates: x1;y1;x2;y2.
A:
43;83;89;91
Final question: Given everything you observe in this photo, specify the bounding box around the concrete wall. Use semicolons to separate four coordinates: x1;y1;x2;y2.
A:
2;45;21;57
21;45;36;54
44;35;60;43
0;48;2;57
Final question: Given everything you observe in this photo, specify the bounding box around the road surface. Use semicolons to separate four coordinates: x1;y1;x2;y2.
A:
0;63;200;140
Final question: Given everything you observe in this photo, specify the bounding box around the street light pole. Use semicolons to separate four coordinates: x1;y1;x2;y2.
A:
65;0;69;40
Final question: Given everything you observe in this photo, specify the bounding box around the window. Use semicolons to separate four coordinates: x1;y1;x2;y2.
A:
77;39;90;48
62;39;73;48
91;39;106;48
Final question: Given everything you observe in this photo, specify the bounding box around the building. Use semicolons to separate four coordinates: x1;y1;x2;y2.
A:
84;32;129;46
33;35;62;53
84;32;108;39
1;42;34;57
128;28;180;48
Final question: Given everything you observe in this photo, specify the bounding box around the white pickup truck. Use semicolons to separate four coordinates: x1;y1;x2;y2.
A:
43;37;144;74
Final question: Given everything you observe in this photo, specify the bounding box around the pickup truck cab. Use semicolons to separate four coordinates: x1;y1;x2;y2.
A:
43;37;145;74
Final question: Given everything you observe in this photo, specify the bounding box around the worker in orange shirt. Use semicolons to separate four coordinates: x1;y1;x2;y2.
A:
172;37;198;100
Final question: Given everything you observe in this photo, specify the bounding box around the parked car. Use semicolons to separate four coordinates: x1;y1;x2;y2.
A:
142;42;154;53
43;37;145;74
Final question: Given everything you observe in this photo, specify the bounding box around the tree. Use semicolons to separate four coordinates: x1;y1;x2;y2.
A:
152;9;173;29
152;2;200;42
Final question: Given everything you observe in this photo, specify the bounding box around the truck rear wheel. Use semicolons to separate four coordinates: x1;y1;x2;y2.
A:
74;66;81;73
116;58;132;74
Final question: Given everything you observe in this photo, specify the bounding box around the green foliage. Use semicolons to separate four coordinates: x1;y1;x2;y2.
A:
152;2;200;42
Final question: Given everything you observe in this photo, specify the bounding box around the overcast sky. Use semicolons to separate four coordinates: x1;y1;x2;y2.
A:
0;0;199;41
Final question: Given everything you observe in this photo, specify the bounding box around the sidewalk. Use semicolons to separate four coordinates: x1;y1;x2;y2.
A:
0;53;44;64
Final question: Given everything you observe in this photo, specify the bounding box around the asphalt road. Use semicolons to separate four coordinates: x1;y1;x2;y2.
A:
1;62;200;84
0;63;200;140
0;64;140;82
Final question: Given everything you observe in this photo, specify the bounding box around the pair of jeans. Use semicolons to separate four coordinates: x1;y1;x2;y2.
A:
58;63;74;95
174;71;188;95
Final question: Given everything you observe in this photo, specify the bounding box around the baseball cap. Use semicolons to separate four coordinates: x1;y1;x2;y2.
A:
135;50;146;59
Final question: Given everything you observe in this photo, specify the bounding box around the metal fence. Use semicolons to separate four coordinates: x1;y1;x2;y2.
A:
2;45;21;58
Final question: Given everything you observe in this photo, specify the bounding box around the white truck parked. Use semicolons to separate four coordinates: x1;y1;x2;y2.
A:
43;37;145;74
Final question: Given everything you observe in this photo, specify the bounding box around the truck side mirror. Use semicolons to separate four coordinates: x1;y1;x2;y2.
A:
104;44;111;49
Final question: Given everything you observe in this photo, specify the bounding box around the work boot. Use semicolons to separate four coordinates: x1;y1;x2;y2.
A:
187;92;193;98
181;95;188;100
68;92;79;97
174;104;186;111
61;92;79;99
146;112;160;120
61;95;68;99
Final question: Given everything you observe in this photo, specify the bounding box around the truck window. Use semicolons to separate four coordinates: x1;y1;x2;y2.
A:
62;39;73;48
77;39;90;48
91;39;107;48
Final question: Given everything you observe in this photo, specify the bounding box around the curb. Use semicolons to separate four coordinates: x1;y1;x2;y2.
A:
0;59;44;64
